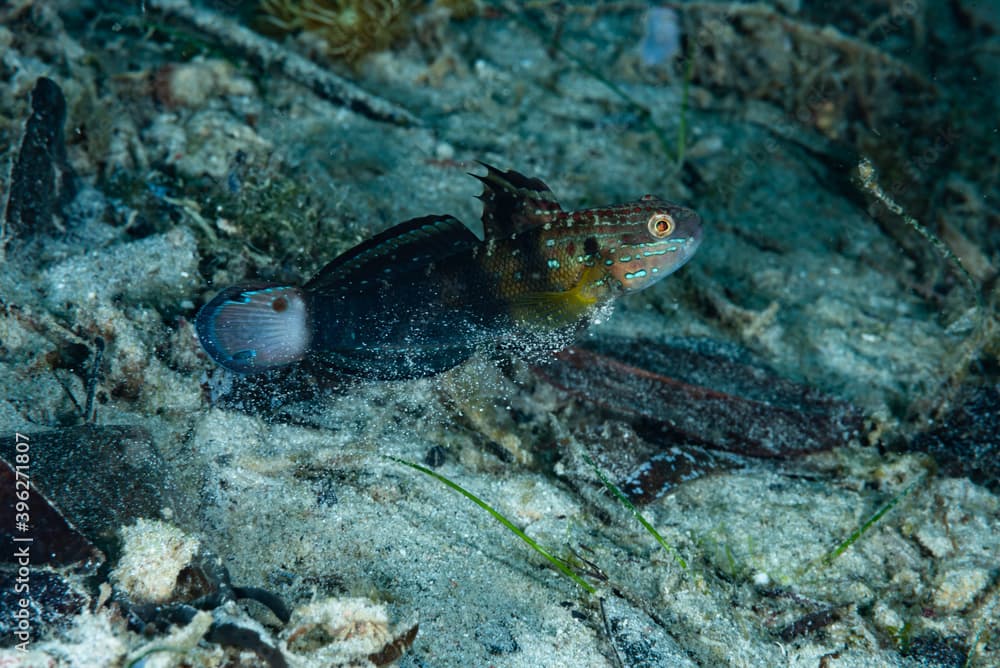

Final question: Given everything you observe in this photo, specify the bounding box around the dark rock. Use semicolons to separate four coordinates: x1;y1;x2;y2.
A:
0;569;88;643
902;635;968;668
601;595;697;667
0;425;181;561
0;451;104;569
3;77;78;239
475;619;519;655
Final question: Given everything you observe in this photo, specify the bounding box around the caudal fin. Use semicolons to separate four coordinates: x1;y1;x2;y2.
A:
195;284;310;373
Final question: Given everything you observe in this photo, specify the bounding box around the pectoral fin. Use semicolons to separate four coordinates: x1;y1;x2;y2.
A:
510;264;605;328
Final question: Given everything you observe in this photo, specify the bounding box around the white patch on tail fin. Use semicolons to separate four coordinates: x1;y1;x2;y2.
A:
195;284;310;373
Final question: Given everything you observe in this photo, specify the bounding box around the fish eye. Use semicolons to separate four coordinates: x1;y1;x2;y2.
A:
647;213;675;238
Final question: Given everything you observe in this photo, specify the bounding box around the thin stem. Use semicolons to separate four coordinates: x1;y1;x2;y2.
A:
387;456;596;593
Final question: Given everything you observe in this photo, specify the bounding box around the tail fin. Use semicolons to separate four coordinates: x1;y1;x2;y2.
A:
195;284;310;373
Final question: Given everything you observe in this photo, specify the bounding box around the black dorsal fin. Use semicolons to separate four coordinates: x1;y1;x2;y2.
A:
472;163;563;240
304;214;479;296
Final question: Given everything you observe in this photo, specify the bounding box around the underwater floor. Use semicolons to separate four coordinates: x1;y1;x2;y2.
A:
1;1;998;666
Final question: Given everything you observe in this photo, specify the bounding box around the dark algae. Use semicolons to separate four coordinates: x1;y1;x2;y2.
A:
537;337;864;457
534;336;866;504
905;384;1000;492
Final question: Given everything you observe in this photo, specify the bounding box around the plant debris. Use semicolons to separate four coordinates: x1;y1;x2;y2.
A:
536;337;865;458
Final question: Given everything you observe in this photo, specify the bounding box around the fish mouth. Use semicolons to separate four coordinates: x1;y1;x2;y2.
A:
674;208;702;264
684;222;703;259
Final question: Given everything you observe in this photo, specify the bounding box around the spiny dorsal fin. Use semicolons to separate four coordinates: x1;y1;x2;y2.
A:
304;214;479;296
472;162;563;240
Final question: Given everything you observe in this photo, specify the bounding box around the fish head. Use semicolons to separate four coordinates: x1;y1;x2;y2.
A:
596;196;702;294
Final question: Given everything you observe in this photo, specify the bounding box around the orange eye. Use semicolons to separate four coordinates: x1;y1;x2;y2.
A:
647;213;675;238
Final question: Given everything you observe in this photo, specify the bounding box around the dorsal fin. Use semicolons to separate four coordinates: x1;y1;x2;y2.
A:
472;162;563;240
304;214;479;296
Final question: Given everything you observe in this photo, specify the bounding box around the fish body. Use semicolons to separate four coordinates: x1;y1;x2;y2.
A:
196;165;702;378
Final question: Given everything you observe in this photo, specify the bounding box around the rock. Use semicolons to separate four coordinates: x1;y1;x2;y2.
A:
110;519;200;604
933;567;989;612
475;619;519;655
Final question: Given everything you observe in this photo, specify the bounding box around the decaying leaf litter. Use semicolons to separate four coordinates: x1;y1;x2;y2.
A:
1;1;998;666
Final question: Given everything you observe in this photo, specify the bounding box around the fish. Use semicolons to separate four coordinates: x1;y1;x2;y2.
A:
195;164;702;378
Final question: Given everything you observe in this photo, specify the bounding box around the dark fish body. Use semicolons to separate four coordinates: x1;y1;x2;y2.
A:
196;165;702;378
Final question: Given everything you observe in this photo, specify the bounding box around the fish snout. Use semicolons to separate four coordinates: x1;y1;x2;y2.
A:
669;205;702;262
